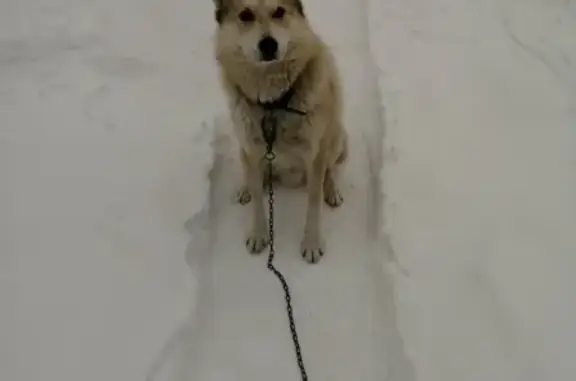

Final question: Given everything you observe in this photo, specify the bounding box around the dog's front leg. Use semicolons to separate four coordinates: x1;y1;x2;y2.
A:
244;151;269;254
301;153;326;263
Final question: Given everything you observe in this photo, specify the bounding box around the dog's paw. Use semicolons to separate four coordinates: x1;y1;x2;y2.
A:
324;187;344;208
300;235;325;264
235;187;252;205
245;230;269;254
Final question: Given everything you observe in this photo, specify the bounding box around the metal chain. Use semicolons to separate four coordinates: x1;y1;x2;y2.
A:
262;113;309;381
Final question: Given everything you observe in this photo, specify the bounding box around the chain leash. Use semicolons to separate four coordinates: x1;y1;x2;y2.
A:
261;111;309;381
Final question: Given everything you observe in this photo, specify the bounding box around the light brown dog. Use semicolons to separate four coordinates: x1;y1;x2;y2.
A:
213;0;348;263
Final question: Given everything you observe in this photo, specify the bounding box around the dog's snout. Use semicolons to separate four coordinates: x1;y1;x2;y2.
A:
258;36;278;61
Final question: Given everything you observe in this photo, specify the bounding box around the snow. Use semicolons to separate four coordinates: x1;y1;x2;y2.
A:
1;1;575;381
370;0;576;380
1;1;218;380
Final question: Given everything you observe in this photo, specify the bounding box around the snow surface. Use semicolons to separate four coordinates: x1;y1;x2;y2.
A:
1;0;575;381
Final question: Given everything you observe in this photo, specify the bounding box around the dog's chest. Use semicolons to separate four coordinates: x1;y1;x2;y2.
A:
243;111;310;155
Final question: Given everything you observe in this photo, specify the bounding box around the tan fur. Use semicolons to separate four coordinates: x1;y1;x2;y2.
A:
213;0;348;263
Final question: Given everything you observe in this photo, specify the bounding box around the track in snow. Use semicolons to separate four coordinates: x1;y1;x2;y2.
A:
151;1;414;380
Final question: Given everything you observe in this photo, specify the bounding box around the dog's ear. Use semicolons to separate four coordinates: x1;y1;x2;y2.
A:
213;0;229;24
212;0;229;7
291;0;305;17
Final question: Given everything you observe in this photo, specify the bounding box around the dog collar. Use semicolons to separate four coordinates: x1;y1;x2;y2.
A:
253;86;307;147
257;87;306;116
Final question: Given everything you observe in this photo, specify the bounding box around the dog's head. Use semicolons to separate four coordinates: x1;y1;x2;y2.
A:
213;0;317;66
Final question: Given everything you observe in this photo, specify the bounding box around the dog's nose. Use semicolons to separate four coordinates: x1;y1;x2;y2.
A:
258;36;278;61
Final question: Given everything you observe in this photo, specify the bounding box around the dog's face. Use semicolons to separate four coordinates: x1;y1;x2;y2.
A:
214;0;314;65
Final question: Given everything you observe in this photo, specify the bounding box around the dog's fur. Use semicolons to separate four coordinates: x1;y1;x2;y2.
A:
213;0;348;263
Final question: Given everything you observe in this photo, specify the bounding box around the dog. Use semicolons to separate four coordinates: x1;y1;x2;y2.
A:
213;0;348;263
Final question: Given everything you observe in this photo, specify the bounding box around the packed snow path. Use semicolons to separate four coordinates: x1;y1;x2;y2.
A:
171;1;410;380
2;1;575;381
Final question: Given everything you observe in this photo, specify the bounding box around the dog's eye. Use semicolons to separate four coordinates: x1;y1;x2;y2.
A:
271;7;286;19
238;9;255;22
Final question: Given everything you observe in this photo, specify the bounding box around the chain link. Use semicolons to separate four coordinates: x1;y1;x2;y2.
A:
263;115;309;381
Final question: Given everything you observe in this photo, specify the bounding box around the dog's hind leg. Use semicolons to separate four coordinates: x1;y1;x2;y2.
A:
324;133;347;208
235;149;253;205
243;151;269;254
300;153;327;263
323;166;344;208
